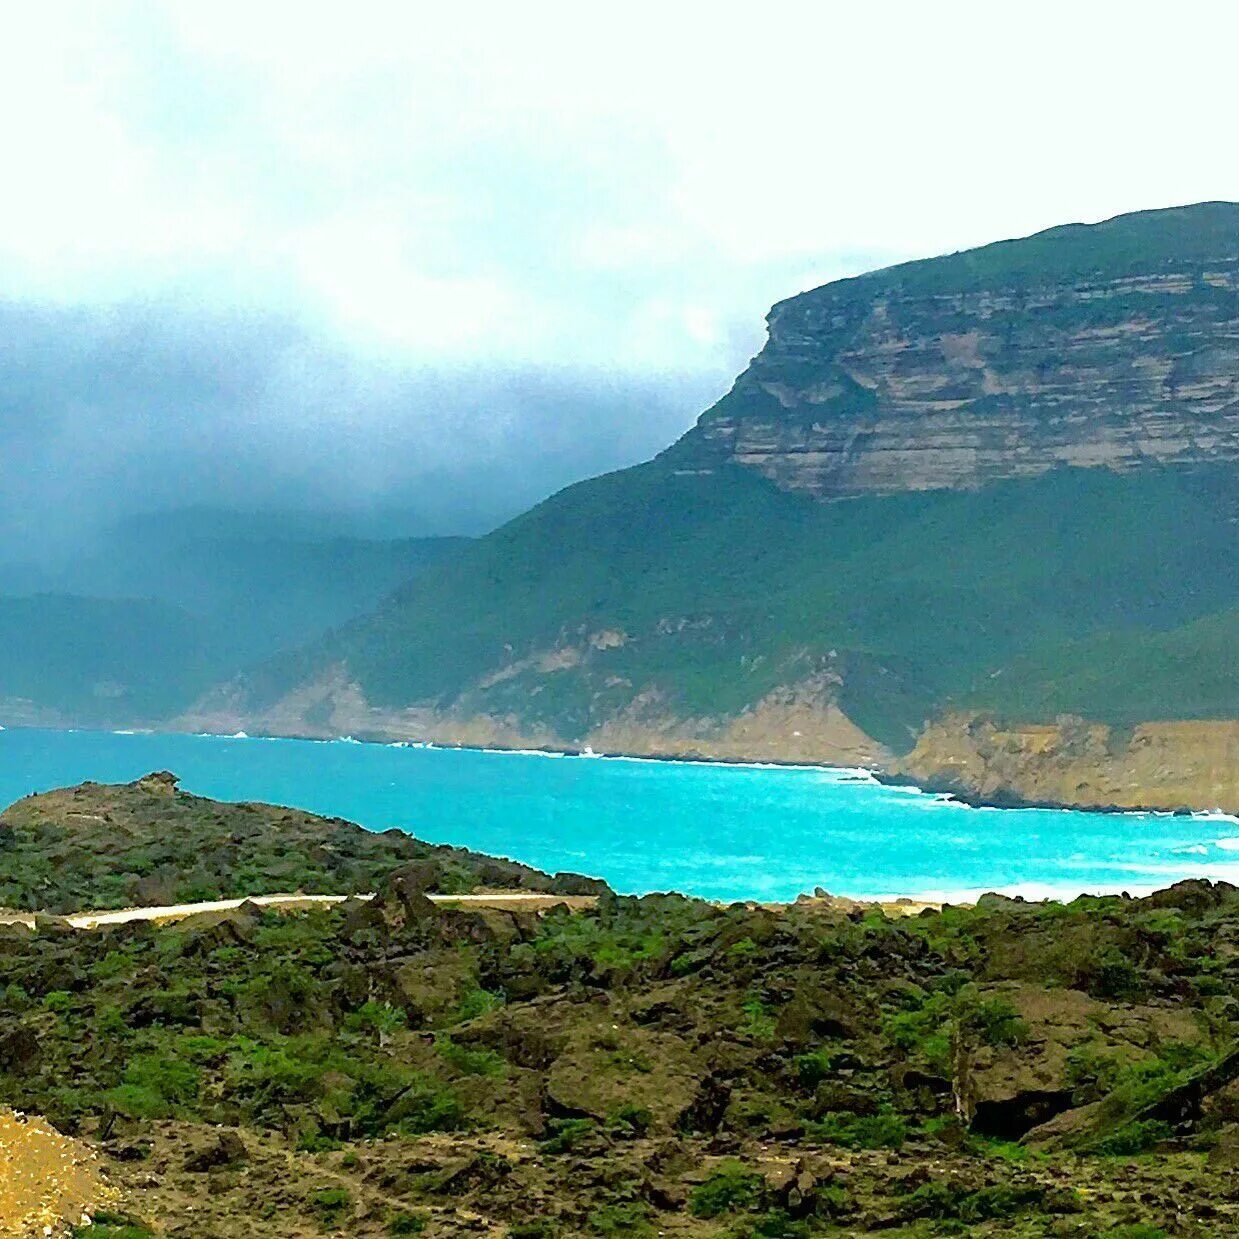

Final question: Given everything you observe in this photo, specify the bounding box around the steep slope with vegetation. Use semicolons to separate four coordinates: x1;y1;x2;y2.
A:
0;780;1236;1235
191;204;1237;808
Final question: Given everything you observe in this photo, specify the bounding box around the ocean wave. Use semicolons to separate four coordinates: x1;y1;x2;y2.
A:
1215;837;1239;852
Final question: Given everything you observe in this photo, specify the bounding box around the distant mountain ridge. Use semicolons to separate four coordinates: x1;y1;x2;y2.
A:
0;520;468;726
168;206;1239;808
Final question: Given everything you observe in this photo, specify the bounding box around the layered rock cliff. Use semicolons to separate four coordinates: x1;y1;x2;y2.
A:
898;714;1239;815
669;202;1239;496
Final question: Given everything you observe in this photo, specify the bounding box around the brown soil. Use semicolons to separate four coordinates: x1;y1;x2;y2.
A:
0;1109;114;1237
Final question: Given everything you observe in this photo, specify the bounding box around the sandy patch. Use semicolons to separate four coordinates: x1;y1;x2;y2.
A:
0;1109;115;1236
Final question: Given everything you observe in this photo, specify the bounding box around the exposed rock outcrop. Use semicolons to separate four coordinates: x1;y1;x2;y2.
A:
897;713;1239;813
179;667;891;767
670;205;1239;497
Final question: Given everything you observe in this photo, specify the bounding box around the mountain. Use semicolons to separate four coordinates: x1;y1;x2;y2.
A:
0;521;468;726
189;204;1236;808
0;595;221;725
669;200;1239;496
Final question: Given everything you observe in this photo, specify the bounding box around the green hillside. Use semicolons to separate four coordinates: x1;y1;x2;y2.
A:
0;595;221;722
250;461;1237;750
832;200;1239;297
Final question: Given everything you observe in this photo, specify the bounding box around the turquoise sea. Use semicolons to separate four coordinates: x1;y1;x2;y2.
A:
0;727;1235;903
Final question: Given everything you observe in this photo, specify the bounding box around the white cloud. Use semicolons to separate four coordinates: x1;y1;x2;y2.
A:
0;0;1234;374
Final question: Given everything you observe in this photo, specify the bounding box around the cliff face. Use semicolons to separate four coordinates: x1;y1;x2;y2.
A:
179;665;892;768
898;714;1239;814
672;205;1239;496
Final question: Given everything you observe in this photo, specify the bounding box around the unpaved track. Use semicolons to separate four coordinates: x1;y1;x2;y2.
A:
0;891;599;931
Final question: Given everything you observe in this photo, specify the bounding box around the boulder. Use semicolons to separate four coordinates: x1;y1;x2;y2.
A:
543;1022;700;1128
774;982;858;1044
1207;1124;1239;1168
182;1129;246;1172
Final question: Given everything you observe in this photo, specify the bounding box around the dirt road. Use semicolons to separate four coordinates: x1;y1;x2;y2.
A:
0;890;599;931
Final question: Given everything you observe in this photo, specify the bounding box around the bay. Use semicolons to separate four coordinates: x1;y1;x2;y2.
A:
0;726;1235;903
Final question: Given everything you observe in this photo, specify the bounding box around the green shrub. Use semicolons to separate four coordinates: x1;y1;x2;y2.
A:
539;1117;598;1154
390;1080;467;1135
957;992;1028;1047
104;1054;200;1119
1086;948;1148;1000
607;1103;653;1137
72;1213;154;1239
726;937;760;960
792;1050;833;1090
741;1210;814;1237
435;1035;507;1077
1091;1119;1174;1156
455;985;504;1022
310;1186;352;1219
587;1201;655;1234
740;997;776;1042
900;1182;1042;1222
387;1211;428;1235
808;1108;907;1150
689;1161;765;1218
345;1000;406;1042
881;992;952;1074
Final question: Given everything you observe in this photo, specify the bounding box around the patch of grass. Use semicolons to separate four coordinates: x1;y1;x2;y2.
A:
792;1050;834;1090
899;1182;1044;1222
689;1161;765;1218
539;1117;599;1154
386;1211;428;1235
1090;1119;1175;1157
310;1186;352;1222
739;1211;816;1238
807;1108;907;1150
607;1103;653;1138
587;1201;655;1234
72;1214;154;1239
740;996;777;1042
454;985;505;1022
435;1035;507;1077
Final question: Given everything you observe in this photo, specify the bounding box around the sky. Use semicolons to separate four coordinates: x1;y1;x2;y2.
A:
2;0;1236;548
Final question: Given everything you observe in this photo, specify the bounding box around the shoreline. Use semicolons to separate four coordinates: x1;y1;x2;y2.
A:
2;724;1236;910
3;719;1237;824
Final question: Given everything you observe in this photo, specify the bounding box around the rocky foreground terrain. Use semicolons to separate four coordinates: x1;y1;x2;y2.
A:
0;776;1237;1236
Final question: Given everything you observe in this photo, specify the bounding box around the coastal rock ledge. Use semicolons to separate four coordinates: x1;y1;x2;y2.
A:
897;714;1239;814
